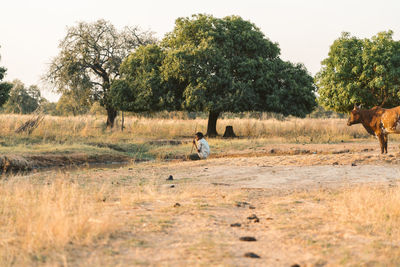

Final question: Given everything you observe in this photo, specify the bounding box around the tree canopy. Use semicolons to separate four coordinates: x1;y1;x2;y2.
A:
56;90;91;116
110;44;168;113
0;52;12;107
3;80;43;114
46;19;155;127
159;14;316;136
316;31;400;113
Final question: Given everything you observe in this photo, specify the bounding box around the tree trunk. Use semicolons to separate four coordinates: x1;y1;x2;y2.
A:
121;111;124;132
223;125;237;138
206;111;220;137
106;106;118;128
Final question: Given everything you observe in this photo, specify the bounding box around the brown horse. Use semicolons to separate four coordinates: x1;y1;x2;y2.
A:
347;104;400;154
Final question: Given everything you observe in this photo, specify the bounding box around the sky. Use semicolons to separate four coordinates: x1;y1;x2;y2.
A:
1;0;399;102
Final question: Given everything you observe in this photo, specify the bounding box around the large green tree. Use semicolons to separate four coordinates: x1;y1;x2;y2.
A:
316;31;400;112
160;14;316;136
110;44;169;112
0;52;12;107
46;19;155;127
3;80;43;114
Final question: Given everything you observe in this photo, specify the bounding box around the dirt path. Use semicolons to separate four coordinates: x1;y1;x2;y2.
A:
167;143;400;190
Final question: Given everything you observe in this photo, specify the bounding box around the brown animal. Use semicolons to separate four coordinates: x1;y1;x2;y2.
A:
347;104;400;154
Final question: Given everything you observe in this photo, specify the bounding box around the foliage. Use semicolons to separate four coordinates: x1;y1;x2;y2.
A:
40;100;60;116
265;60;317;117
111;44;167;112
88;101;107;116
316;31;400;113
46;19;155;126
56;90;91;116
3;80;43;114
159;14;316;136
0;52;12;107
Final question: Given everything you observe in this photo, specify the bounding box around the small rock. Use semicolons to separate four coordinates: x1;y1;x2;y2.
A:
249;205;256;209
230;223;241;227
291;264;300;267
174;203;181;207
236;201;250;207
128;168;133;171
244;252;261;258
166;175;174;181
266;217;274;221
351;162;357;166
247;214;260;222
332;162;339;166
170;185;175;188
240;236;257;242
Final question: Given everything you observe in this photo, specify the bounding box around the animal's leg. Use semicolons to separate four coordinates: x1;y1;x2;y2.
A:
384;134;388;153
378;134;385;154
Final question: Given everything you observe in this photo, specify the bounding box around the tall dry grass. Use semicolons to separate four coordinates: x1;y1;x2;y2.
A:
0;175;117;265
0;114;375;143
333;186;400;239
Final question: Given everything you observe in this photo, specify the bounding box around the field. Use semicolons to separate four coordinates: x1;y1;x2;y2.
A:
1;114;400;266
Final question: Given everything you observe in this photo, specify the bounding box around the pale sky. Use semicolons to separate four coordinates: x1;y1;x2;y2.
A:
1;0;399;102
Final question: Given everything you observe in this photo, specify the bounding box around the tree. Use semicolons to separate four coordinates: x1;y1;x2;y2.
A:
3;80;43;114
0;52;12;107
265;60;316;117
41;100;60;116
161;14;316;136
56;91;91;116
46;19;155;127
111;44;168;112
55;85;92;116
316;31;400;113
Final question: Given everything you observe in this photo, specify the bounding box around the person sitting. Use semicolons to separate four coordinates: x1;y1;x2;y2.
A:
189;132;210;160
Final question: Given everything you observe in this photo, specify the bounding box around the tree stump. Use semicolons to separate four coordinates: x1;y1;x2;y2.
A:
223;125;237;138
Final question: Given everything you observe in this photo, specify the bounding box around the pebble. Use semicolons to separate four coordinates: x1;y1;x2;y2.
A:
240;236;257;242
230;223;241;227
236;201;250;207
244;252;261;258
247;214;260;222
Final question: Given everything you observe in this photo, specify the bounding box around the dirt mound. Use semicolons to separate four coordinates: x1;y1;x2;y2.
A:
0;155;33;173
147;140;184;146
0;153;130;174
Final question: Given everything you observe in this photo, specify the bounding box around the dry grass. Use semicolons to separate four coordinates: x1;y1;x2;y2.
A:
1;163;400;266
0;114;374;142
0;175;117;265
258;185;400;265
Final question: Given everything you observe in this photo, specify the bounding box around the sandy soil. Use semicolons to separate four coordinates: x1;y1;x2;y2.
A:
169;142;400;190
